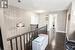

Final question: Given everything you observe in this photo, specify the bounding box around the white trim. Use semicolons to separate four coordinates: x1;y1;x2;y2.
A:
56;31;66;33
67;36;75;42
69;40;75;42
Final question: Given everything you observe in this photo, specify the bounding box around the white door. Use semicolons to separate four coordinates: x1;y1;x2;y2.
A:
48;14;57;43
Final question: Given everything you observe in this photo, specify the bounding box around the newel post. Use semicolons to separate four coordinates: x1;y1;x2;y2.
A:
36;24;38;37
46;24;47;33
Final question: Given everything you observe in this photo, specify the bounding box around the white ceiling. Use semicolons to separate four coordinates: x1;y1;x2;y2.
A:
8;0;72;11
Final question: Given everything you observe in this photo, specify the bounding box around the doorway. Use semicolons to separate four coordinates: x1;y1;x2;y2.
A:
0;28;4;50
48;14;57;44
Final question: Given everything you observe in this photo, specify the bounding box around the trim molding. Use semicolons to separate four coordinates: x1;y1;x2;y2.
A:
56;31;66;33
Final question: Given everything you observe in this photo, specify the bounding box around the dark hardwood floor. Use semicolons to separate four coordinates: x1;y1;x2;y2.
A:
68;31;75;41
26;32;66;50
46;32;66;50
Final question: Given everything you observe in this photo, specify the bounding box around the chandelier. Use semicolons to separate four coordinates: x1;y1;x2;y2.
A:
1;0;8;8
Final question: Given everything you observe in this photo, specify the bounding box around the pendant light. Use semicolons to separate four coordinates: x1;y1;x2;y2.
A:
18;0;21;3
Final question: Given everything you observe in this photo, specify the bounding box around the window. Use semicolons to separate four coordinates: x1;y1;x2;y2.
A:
31;16;38;24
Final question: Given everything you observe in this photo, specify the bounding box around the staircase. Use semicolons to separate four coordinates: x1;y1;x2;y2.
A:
7;25;47;50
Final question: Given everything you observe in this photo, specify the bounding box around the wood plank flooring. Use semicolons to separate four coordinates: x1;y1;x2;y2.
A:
27;32;66;50
46;32;66;50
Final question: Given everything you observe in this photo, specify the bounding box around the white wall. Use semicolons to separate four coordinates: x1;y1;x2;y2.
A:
3;5;39;37
48;11;67;32
4;6;30;37
56;11;67;32
66;4;72;38
68;0;75;38
31;16;39;24
0;8;8;50
39;14;48;27
0;5;38;50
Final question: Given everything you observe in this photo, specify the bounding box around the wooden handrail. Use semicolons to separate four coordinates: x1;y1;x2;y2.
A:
7;26;46;41
7;25;47;50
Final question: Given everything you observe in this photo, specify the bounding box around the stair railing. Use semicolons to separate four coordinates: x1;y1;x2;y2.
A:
7;25;47;50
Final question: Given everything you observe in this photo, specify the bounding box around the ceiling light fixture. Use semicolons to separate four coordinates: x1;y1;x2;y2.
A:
18;0;21;2
1;0;8;8
35;10;46;13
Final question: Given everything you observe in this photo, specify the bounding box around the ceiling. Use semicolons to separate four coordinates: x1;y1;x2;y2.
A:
8;0;72;12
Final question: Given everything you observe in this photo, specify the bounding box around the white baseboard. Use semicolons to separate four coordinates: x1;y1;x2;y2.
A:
56;31;66;33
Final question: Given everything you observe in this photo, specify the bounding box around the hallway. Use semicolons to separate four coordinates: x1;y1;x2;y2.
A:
46;32;66;50
0;0;73;50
